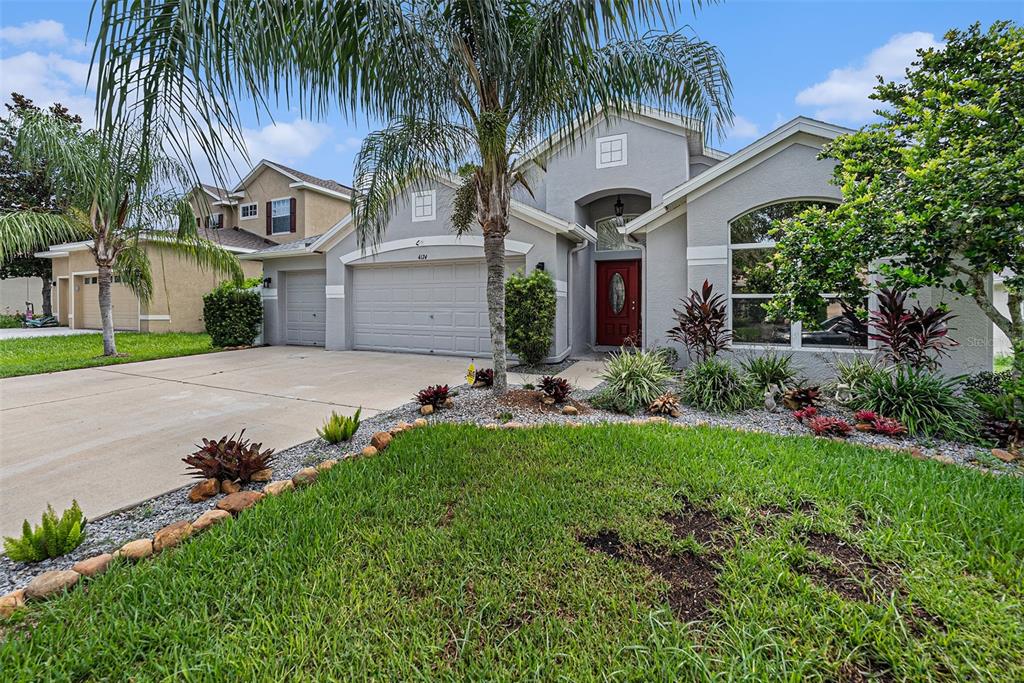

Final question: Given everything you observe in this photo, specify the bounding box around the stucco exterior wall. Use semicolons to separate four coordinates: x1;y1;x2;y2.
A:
303;190;350;238
1;277;45;314
644;214;687;355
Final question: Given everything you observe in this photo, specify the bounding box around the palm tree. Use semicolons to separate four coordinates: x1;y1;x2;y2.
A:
0;112;243;355
92;1;731;390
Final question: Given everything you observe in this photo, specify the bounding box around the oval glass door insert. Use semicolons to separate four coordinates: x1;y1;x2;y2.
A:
609;272;626;314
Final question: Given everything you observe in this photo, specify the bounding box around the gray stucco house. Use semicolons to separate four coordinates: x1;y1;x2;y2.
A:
241;107;993;376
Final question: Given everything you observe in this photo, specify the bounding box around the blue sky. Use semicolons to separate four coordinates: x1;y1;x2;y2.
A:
0;1;1019;186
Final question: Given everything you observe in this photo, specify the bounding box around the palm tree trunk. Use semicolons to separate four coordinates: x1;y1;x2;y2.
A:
97;262;118;355
40;278;52;317
483;223;508;393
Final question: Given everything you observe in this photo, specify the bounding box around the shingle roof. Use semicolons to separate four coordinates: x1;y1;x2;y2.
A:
199;183;230;200
198;227;277;251
269;161;353;195
249;236;318;255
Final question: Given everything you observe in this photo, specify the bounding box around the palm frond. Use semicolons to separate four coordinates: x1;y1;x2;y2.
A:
143;234;244;286
113;241;154;303
0;211;90;262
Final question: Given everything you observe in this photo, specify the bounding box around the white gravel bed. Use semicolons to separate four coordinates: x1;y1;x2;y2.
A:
0;381;1010;595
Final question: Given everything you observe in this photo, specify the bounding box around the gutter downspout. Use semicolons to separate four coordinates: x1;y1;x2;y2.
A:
567;230;590;356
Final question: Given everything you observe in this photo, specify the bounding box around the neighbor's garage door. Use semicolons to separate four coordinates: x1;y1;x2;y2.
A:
284;270;327;346
78;277;138;330
352;259;523;356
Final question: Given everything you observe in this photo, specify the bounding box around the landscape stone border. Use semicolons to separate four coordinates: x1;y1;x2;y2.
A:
0;423;421;618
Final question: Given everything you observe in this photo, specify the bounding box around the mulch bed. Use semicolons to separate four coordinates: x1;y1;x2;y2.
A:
496;389;592;415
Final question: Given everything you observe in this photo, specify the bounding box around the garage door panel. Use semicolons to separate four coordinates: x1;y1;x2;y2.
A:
78;281;138;330
352;259;522;356
284;270;326;346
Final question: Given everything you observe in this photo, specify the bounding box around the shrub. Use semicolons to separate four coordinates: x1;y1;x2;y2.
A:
506;269;556;367
666;280;731;362
782;385;822;410
203;280;263;347
589;387;637;414
806;416;853;437
648;392;681;416
741;352;797;394
4;501;86;562
869;287;958;371
416;384;450;408
317;408;361;444
829;354;884;403
681;357;759;413
598;347;676;413
539;376;572;402
852;367;978;440
961;370;1013;396
183;430;276;483
474;368;494;387
969;375;1024;449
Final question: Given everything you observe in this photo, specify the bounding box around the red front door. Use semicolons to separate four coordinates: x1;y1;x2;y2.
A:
596;260;641;346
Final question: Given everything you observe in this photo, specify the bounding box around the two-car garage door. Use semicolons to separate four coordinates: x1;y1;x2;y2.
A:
352;259;522;355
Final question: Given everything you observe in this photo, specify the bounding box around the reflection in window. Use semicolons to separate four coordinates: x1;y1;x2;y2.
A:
609;273;626;314
595;215;640;251
271;199;292;234
732;299;790;345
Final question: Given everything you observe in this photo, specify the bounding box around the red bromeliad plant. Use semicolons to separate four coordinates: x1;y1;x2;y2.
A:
871;416;907;436
854;409;878;422
667;280;732;362
539;376;572;403
416;385;450;408
792;406;818;422
806;415;853;437
869;288;959;371
183;431;276;483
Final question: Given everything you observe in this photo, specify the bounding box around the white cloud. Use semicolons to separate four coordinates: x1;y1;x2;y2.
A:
0;51;95;121
334;135;363;153
726;115;760;141
796;32;941;124
0;20;89;55
241;119;331;164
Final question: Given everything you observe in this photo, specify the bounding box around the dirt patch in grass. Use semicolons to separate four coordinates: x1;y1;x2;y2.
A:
496;390;591;415
797;531;901;600
837;660;895;683
438;501;457;527
661;502;732;548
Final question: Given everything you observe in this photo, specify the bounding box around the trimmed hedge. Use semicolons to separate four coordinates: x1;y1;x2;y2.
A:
203;281;263;347
506;268;556;366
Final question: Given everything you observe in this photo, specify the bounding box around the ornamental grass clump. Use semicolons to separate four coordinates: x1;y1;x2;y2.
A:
741;352;797;394
852;367;978;441
317;408;362;444
4;500;86;562
681;357;759;414
595;347;676;414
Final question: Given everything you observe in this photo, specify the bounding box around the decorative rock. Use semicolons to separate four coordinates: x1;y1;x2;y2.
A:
263;480;295;496
221;479;241;494
361;445;379;457
154;520;193;552
292;467;319;486
317;458;338;471
216;491;264;515
541;396;556;405
992;448;1017;463
192;509;231;531
648;416;668;424
443;397;455;408
0;589;26;617
670;410;681;418
72;553;113;578
503;421;527;429
24;570;79;601
115;538;154;561
561;405;579;416
250;468;273;482
484;423;499;429
188;477;219;503
420;404;434;416
414;418;428;428
908;447;927;460
371;431;393;451
932;454;957;465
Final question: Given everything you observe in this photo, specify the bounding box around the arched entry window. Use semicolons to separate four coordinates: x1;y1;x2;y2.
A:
595;215;640;251
729;200;865;348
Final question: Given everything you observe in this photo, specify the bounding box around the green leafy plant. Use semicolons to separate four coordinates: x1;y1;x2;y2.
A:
681;358;759;413
598;347;676;414
589;387;637;415
741;352;797;394
4;500;86;562
203;280;263;347
539;376;572;403
969;375;1024;449
183;430;277;483
317;408;362;444
416;384;450;408
962;370;1014;396
829;354;885;403
852;367;978;440
506;269;556;367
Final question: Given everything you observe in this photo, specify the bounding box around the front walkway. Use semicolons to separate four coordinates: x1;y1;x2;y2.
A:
0;348;603;537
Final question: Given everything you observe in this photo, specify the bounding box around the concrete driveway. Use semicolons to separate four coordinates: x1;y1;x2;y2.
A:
0;326;95;340
0;347;469;536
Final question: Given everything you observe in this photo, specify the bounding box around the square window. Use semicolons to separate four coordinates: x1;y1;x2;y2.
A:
206;213;223;229
412;190;436;222
596;134;627;168
271;199;291;234
240;203;258;219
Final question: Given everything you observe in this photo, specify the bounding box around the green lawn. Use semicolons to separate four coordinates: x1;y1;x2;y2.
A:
0;332;217;378
2;424;1022;680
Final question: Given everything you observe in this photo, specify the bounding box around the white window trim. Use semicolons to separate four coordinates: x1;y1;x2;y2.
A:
240;202;258;220
206;213;224;229
270;197;292;235
596;133;628;169
411;190;436;222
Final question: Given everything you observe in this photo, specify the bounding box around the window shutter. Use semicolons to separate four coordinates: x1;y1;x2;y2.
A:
266;202;272;235
203;215;209;229
289;197;297;233
196;216;201;228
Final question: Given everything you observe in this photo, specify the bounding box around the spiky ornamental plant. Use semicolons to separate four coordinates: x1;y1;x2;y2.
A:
317;408;362;444
93;1;732;392
539;376;572;403
183;431;276;483
868;288;959;371
667;280;732;362
4;500;87;562
416;384;451;408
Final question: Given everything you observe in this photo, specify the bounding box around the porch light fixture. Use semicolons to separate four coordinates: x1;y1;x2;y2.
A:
614;196;624;217
262;277;272;287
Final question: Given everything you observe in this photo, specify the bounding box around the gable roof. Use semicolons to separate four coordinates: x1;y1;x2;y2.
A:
230;160;353;200
625;116;853;235
198;227;277;251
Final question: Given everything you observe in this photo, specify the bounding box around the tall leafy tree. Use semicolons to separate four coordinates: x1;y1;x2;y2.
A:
0;114;244;355
92;0;732;391
766;21;1024;374
0;93;84;316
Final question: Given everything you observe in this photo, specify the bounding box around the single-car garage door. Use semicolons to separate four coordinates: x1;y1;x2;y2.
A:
352;259;523;355
284;270;327;346
77;276;138;330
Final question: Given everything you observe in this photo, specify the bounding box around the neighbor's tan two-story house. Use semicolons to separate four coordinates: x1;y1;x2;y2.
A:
35;160;352;333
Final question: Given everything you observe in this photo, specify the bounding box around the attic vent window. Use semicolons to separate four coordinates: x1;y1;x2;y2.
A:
412;190;436;222
596;133;627;168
